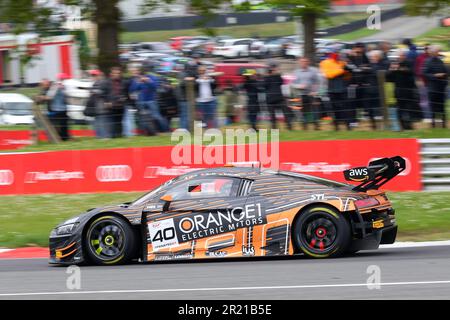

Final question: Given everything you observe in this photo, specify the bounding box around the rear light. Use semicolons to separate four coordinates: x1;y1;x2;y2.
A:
355;197;379;209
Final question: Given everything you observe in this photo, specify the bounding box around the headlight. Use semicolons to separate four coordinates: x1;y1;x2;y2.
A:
51;223;79;237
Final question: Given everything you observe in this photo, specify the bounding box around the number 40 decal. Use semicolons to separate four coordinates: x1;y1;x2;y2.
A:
148;218;179;250
152;227;175;243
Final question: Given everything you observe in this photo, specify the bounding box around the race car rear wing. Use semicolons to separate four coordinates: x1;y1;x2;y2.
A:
343;156;406;192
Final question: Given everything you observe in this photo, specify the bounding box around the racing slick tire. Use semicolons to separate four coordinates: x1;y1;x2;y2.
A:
293;206;351;258
84;215;137;265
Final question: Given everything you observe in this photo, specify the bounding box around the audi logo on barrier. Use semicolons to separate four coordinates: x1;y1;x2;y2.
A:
0;170;14;186
96;165;132;182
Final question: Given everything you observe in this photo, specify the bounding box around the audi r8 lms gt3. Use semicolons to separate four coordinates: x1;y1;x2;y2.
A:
49;156;405;265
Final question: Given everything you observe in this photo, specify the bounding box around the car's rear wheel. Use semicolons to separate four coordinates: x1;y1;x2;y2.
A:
293;206;351;258
84;215;136;265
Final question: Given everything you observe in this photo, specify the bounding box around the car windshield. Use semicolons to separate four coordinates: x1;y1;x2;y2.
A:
1;102;33;115
130;176;182;206
267;39;282;44
217;40;234;47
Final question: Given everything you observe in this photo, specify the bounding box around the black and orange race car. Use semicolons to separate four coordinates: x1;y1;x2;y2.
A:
49;156;405;265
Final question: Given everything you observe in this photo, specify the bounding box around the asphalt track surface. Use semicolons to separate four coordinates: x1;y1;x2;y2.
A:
359;16;441;41
1;243;450;300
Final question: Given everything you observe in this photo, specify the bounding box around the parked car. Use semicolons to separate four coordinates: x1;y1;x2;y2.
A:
251;37;295;58
212;38;254;58
183;42;215;57
128;52;170;64
265;37;294;57
169;36;193;51
0;93;34;125
135;42;179;55
285;40;304;59
181;37;212;57
249;39;267;58
155;56;194;74
213;62;267;88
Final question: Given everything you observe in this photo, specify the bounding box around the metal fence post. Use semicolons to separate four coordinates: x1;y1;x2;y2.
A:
32;103;61;144
185;77;196;133
377;69;390;130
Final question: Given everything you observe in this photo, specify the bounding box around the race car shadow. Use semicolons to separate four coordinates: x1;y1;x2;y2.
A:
141;250;393;266
47;249;399;268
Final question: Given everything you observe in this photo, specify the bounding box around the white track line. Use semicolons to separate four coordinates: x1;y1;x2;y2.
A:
1;280;450;297
381;240;450;249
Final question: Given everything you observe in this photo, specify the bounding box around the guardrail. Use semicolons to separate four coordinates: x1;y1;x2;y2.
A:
420;139;450;191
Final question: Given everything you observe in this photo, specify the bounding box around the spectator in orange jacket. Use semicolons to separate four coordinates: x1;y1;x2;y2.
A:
320;51;351;130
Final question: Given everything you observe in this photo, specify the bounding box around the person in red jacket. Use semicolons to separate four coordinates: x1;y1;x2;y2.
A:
415;44;431;120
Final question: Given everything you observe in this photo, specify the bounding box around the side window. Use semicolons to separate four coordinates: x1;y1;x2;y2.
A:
163;177;240;201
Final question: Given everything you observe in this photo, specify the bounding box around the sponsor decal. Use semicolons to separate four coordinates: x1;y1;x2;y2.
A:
344;167;374;182
154;253;193;261
373;220;385;229
148;203;266;250
205;251;227;257
176;203;265;242
25;170;84;183
281;162;351;174
0;170;14;186
96;165;132;182
145;203;163;211
144;166;204;179
2;139;33;146
242;245;255;256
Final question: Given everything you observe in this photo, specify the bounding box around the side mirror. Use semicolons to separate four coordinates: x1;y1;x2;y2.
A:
160;194;173;211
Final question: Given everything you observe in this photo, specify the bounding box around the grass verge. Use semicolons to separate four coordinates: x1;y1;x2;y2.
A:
5;127;449;153
0;191;449;248
331;28;380;41
414;27;450;51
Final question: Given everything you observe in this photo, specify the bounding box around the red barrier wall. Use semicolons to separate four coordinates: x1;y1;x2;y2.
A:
0;139;422;195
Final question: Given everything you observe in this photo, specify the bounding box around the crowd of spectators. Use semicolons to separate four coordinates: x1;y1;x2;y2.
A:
37;39;448;139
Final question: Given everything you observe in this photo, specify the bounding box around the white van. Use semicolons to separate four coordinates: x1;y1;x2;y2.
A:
0;93;34;125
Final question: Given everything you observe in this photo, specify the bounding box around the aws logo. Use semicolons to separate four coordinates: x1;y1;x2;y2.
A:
344;167;374;182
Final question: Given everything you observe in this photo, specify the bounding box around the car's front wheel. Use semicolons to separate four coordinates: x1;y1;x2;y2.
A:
293;206;351;258
84;215;137;265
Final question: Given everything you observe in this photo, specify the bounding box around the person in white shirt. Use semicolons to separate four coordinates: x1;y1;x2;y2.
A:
292;57;320;130
196;66;217;128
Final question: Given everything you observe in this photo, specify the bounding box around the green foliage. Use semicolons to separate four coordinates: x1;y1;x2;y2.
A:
405;0;450;16
265;0;330;17
0;0;53;34
141;0;234;36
